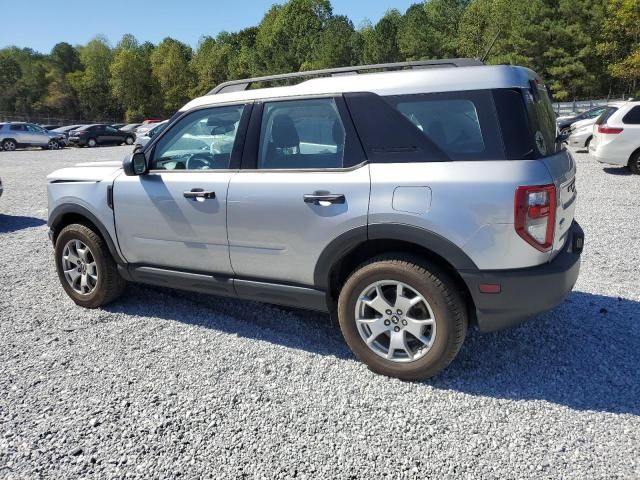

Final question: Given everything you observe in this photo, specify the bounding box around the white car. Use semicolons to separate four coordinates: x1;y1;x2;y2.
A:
134;120;168;148
590;101;640;174
567;103;623;150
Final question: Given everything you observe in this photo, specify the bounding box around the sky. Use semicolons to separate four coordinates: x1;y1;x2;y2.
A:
0;0;416;54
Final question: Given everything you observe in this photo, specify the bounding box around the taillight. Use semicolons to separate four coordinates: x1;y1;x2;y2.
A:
597;125;623;134
515;184;556;252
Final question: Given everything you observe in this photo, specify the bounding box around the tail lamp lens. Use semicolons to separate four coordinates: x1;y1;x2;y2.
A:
597;125;623;134
515;184;556;252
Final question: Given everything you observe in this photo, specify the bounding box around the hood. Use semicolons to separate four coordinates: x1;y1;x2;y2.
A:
570;117;596;130
47;161;123;183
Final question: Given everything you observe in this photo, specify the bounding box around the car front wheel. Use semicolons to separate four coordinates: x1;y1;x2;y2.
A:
338;255;467;380
125;136;134;145
87;138;97;148
54;224;126;308
47;139;60;150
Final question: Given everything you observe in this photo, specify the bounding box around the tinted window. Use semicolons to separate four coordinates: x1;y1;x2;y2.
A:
492;89;534;159
10;124;26;131
524;84;559;157
595;107;618;125
151;105;245;171
259;98;345;169
622;106;640;124
384;90;504;161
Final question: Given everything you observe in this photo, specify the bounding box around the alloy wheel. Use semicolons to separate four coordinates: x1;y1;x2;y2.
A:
61;239;98;295
355;280;436;362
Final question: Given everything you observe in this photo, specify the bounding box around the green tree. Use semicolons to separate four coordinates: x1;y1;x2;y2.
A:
0;53;21;111
361;10;403;64
151;37;193;114
307;15;361;69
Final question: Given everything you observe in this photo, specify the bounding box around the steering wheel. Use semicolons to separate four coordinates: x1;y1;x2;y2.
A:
185;152;215;170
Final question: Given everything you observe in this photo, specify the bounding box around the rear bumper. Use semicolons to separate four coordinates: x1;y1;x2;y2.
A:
461;221;584;332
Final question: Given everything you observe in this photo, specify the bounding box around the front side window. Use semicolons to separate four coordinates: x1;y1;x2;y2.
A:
259;98;345;169
151;105;244;171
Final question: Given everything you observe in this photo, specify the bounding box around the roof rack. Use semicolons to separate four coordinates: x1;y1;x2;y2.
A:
208;58;484;95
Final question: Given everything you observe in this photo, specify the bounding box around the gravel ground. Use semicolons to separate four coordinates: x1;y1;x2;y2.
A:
0;146;638;479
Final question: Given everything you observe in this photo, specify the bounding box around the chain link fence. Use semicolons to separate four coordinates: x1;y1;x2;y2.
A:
552;94;632;116
0;112;122;127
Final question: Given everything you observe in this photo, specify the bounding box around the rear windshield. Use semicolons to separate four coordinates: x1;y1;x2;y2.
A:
595;107;618;125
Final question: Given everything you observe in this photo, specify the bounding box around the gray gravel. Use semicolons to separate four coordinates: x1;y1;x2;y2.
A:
0;146;639;479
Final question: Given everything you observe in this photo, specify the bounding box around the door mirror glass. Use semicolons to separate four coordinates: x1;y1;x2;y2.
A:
123;151;148;176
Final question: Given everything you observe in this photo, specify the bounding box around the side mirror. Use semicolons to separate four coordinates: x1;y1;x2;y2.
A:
123;151;148;176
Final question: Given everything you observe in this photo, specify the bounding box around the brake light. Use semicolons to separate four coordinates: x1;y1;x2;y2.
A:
597;125;623;134
515;184;556;252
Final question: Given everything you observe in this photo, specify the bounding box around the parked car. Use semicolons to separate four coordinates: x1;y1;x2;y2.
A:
0;122;65;151
47;59;583;380
556;105;610;134
41;124;61;130
0;177;3;198
134;120;168;148
120;123;141;133
566;103;624;150
135;121;167;137
52;124;86;147
67;124;136;147
111;123;127;130
142;119;163;125
590;101;640;174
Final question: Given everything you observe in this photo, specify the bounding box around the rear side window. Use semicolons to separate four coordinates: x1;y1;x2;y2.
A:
622;106;640;124
10;124;26;131
524;83;559;157
259;98;345;169
595;107;618;125
346;90;504;162
492;89;534;159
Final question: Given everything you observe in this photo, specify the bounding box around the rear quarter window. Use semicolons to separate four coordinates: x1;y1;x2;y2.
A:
622;106;640;124
595;107;619;125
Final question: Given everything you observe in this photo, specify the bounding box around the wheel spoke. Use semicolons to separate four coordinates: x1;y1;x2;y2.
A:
65;268;80;283
405;317;434;341
363;286;393;316
388;330;411;360
64;252;80;266
357;317;389;344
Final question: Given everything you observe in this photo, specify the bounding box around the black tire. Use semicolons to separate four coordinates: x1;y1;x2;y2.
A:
125;136;134;145
629;152;640;175
2;139;16;151
47;139;59;150
54;224;126;308
584;136;592;151
337;255;467;380
87;138;97;148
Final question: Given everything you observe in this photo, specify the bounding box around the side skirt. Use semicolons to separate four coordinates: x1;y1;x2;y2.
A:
123;265;329;313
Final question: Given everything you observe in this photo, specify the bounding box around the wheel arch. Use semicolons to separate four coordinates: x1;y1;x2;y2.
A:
628;146;640;165
314;224;478;323
48;204;125;265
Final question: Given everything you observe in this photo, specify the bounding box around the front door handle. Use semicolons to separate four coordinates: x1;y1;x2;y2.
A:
184;188;216;200
303;191;346;205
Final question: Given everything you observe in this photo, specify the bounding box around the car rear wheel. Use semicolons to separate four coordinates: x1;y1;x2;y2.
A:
629;152;640;175
54;224;126;308
2;139;16;151
124;136;134;145
584;136;592;150
87;138;97;148
337;255;467;380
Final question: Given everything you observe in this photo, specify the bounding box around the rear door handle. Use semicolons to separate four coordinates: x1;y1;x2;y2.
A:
183;188;216;200
303;192;345;205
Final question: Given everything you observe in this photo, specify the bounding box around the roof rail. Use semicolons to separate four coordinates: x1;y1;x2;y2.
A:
208;58;484;95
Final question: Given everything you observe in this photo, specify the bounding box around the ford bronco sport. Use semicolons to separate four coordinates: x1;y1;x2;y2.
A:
48;59;583;379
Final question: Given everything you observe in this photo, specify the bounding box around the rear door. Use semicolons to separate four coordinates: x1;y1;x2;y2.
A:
114;104;250;274
227;97;370;286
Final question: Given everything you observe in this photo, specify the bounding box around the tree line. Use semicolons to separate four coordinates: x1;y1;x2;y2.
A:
0;0;637;123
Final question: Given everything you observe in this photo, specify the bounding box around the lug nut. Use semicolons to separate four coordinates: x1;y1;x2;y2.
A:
401;319;408;326
394;326;400;332
397;309;403;315
384;319;391;326
386;309;392;315
391;316;398;323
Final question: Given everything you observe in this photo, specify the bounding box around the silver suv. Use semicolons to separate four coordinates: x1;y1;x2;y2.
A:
47;59;583;379
0;122;64;151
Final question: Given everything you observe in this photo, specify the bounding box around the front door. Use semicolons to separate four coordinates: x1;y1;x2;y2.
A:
114;104;249;274
227;97;370;287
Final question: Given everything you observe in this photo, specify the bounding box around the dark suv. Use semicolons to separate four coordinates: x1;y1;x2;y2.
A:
68;124;135;148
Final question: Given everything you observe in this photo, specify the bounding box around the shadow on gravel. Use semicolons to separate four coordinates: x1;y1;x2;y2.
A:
435;291;640;416
602;167;632;176
0;214;46;233
106;287;639;415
